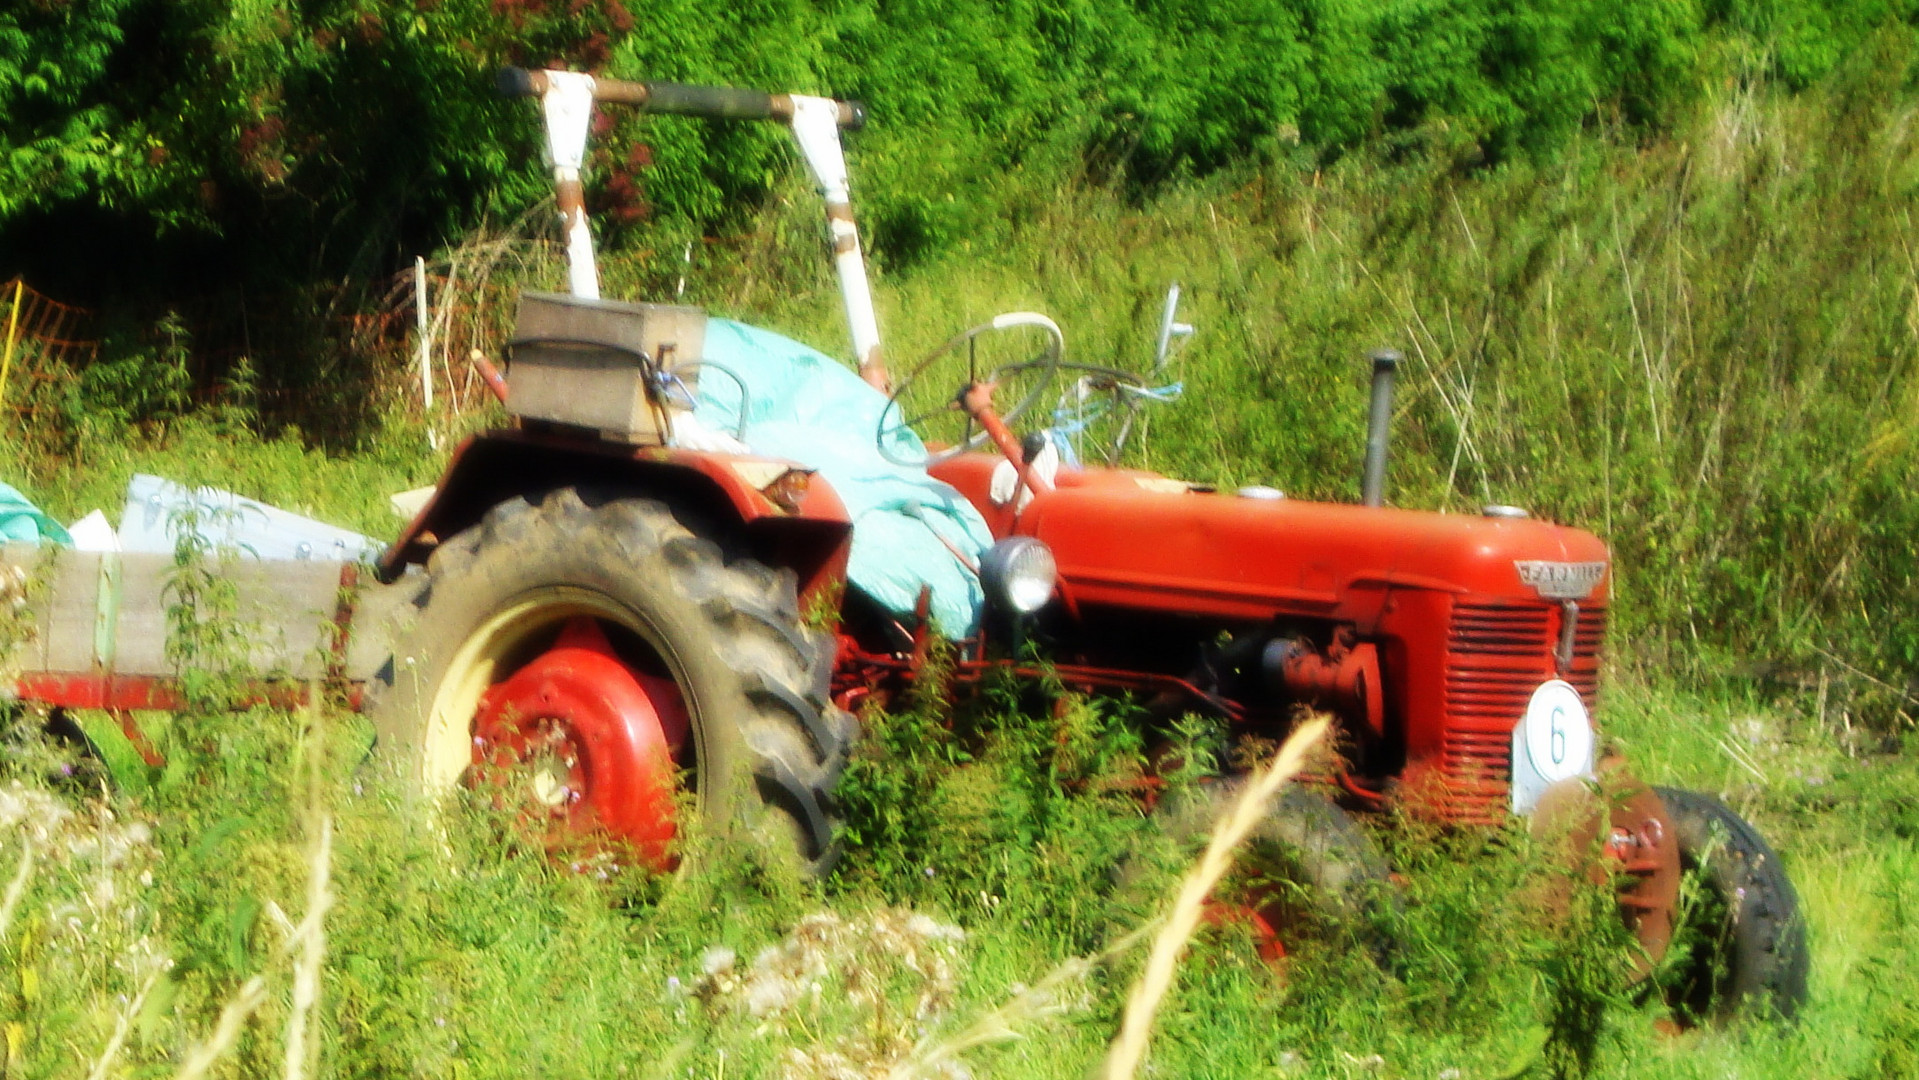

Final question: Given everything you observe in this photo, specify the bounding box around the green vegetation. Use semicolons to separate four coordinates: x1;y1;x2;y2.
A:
3;0;1911;309
669;33;1919;705
6;2;1919;1077
0;654;1905;1077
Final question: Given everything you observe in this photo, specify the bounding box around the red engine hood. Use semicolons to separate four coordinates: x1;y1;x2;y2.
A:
932;456;1610;626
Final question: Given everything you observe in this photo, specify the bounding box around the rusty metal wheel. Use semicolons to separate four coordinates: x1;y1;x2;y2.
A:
1605;781;1685;975
1531;773;1683;985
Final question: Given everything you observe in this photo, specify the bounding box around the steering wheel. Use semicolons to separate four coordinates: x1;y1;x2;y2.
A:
876;312;1064;467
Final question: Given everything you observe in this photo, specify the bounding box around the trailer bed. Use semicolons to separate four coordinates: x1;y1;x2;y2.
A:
1;542;412;710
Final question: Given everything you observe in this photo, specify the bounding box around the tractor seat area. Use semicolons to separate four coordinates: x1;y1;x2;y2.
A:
688;318;995;637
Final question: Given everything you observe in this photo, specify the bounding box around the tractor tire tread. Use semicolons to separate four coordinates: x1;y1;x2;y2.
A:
1653;786;1810;1022
370;487;854;879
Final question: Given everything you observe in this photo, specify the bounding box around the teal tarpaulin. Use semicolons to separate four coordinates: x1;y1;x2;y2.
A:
0;481;71;546
694;319;993;637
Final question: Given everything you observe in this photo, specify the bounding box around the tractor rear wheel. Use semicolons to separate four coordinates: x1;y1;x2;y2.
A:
1651;786;1809;1024
368;488;853;878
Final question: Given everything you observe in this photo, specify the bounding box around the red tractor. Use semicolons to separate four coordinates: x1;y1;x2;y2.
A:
362;67;1811;1022
4;66;1807;1026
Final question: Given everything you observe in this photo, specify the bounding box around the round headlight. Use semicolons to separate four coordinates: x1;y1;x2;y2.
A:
979;537;1057;615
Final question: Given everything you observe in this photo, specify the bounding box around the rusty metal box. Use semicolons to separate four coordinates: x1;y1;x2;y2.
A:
506;291;707;443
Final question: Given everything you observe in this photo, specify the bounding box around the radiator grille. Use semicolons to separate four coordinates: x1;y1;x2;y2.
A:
1449;605;1551;656
1439;601;1606;822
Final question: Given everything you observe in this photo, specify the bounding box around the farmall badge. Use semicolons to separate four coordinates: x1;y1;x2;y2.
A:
1514;560;1607;600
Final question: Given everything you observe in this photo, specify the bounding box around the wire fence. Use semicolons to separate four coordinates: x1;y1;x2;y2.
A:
0;277;100;416
0;214;565;436
0;266;516;433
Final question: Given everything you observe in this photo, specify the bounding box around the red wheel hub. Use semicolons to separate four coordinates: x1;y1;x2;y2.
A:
1533;767;1683;977
469;618;689;872
1203;892;1291;966
1608;783;1682;972
1205;878;1297;970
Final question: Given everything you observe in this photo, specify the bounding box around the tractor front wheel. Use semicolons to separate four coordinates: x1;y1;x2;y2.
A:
368;488;853;877
1157;782;1396;965
1651;786;1809;1024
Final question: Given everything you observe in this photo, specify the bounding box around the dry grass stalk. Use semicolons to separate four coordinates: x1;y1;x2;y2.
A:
278;686;336;1080
885;925;1153;1080
85;965;167;1080
0;838;33;942
887;958;1090;1079
1100;716;1330;1080
282;815;334;1080
173;975;269;1080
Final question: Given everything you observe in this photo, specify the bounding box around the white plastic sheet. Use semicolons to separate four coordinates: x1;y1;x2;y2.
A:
117;474;383;563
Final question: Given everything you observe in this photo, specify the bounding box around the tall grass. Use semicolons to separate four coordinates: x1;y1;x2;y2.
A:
1;659;1912;1078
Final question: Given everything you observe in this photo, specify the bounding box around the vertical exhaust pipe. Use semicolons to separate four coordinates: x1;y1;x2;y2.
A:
1362;348;1400;507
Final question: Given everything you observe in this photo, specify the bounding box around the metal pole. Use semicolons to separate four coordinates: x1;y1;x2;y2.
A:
789;95;888;391
0;279;23;411
414;257;433;414
539;71;601;300
1361;349;1400;507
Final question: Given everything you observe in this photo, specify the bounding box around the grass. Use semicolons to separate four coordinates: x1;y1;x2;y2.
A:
3;52;1919;1080
0;660;1908;1079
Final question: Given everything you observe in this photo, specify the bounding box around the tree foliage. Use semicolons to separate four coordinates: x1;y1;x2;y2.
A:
0;0;1910;314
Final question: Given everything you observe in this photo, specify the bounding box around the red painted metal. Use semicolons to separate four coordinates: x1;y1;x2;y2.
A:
381;428;853;603
469;618;687;871
1273;632;1385;738
961;388;1052;497
1531;770;1681;971
930;451;1612;823
114;710;166;768
13;672;362;712
1610;782;1681;969
945;458;1608;623
1202;898;1289;966
469;349;511;405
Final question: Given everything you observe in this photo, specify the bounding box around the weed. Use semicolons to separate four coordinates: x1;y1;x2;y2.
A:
161;503;255;713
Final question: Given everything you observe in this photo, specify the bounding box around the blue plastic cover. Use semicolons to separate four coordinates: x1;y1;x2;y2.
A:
0;481;71;546
692;318;991;637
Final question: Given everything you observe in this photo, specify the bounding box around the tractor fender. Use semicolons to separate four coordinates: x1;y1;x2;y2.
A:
380;428;853;601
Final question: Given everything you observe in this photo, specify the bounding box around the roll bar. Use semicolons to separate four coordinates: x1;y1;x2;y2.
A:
496;66;865;129
500;65;889;390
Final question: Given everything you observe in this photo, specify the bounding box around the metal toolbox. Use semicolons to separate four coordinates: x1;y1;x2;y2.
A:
506;290;707;443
